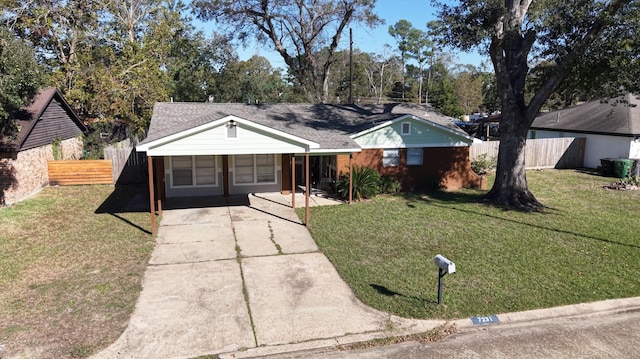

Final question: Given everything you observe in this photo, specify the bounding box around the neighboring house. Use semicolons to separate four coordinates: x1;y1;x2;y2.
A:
136;102;485;200
0;88;86;205
529;93;640;169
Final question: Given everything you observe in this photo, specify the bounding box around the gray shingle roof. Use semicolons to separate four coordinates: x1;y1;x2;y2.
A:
531;93;640;136
140;102;463;150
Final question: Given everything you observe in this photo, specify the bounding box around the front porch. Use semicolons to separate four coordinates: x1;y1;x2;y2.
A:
144;152;354;234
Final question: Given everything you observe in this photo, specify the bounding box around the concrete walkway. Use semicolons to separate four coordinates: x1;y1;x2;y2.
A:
92;193;441;359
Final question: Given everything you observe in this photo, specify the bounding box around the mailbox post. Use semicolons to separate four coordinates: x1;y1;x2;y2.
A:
434;254;455;305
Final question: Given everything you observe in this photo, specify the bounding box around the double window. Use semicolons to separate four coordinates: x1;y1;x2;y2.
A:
383;149;400;167
171;155;217;187
383;148;424;167
234;154;276;184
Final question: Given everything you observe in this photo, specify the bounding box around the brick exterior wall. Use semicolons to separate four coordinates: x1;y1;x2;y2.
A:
0;137;83;205
337;147;487;192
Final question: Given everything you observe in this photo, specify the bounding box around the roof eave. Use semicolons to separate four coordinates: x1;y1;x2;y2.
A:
350;114;475;143
530;127;640;137
137;115;321;153
308;147;362;155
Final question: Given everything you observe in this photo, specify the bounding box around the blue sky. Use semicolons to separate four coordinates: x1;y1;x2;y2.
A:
191;1;488;70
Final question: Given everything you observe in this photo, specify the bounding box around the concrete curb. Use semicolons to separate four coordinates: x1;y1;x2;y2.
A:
454;296;640;331
220;296;640;359
217;314;445;358
217;325;441;359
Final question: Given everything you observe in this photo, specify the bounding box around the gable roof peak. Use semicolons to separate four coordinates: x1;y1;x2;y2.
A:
1;87;85;151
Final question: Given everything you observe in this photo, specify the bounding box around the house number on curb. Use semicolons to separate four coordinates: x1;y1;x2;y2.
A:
470;315;500;325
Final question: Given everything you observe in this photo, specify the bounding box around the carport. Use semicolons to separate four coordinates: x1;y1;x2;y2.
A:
136;106;360;235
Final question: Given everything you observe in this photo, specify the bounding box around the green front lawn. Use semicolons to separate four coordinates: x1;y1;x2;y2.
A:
303;170;640;319
0;185;155;358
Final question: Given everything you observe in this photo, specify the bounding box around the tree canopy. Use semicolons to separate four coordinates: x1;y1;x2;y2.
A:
389;20;434;103
192;0;381;104
1;0;236;135
0;26;44;138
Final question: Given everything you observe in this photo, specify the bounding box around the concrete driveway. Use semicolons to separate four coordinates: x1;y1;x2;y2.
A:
92;193;441;359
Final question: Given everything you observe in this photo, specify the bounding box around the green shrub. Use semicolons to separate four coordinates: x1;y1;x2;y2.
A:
471;153;497;175
52;137;62;160
336;165;381;201
380;175;401;194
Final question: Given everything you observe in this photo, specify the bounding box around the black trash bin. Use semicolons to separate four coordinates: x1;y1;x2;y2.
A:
600;158;615;176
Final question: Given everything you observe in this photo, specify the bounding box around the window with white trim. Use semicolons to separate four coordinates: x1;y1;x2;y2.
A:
382;149;400;167
256;154;276;183
171;155;216;187
172;156;192;186
234;155;254;184
234;154;276;184
195;156;216;184
407;148;423;165
401;122;411;135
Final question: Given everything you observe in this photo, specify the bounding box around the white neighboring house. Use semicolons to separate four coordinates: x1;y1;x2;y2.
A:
528;93;640;169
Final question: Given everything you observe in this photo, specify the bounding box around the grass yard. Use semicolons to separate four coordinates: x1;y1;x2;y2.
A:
303;169;640;320
0;185;155;358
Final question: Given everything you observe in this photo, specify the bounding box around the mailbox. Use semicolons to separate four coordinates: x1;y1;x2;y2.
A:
434;254;455;305
434;254;456;274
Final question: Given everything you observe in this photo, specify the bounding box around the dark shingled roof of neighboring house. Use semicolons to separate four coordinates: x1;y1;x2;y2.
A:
139;102;465;150
0;87;85;151
531;93;640;136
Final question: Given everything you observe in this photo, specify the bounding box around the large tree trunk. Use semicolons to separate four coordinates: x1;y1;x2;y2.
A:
483;103;543;211
482;3;544;211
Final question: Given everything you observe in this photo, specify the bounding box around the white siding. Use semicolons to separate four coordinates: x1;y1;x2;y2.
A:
148;124;308;156
530;130;634;168
630;140;640;160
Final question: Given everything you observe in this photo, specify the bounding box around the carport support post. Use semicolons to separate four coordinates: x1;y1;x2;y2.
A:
349;153;353;204
154;157;162;217
305;152;310;226
291;153;295;208
147;155;156;235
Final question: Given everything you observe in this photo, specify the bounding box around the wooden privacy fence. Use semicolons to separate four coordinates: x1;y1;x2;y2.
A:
48;160;113;185
470;137;586;169
103;139;146;184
